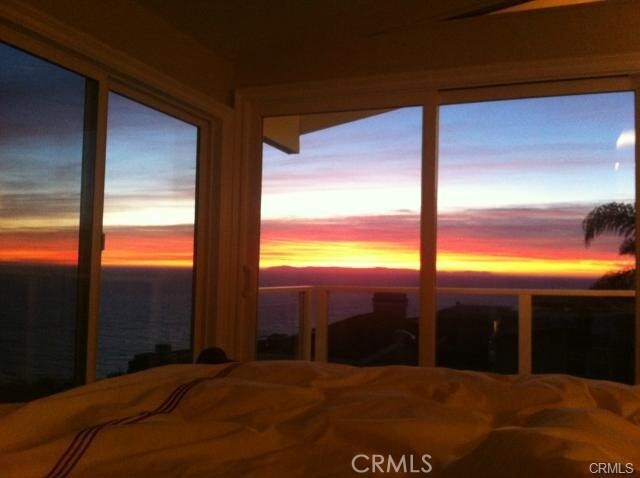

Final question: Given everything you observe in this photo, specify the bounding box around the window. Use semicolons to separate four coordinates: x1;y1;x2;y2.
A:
258;108;423;365
437;91;635;382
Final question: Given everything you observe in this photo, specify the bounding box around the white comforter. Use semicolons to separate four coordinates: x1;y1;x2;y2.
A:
1;361;639;477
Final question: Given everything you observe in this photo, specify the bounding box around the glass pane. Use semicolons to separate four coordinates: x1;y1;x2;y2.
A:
436;293;518;373
97;93;197;378
0;43;88;400
258;107;423;365
257;291;302;360
437;92;635;381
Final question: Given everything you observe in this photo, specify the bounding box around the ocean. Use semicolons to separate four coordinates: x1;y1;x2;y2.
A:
0;263;614;388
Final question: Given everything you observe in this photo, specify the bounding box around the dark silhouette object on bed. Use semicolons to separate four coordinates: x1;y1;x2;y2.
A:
196;347;235;364
127;345;234;373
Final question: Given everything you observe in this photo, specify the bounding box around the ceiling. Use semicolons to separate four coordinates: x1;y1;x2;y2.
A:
134;0;606;63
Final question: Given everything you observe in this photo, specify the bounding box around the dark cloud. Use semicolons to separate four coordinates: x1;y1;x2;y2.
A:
0;192;80;220
104;224;194;237
437;204;625;258
0;44;86;146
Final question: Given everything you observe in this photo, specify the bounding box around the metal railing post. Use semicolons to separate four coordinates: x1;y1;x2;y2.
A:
297;289;312;360
518;293;533;375
314;287;329;362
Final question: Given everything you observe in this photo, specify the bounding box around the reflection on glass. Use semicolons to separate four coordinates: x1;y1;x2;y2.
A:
97;93;197;378
437;92;635;380
258;108;423;365
0;42;88;400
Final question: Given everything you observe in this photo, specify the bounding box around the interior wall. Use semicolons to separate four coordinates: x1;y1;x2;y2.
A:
234;0;640;87
16;0;234;105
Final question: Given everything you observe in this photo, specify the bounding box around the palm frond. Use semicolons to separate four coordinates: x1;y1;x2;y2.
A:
619;237;635;255
582;202;635;253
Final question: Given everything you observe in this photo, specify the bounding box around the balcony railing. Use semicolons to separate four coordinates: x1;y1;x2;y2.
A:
258;286;635;378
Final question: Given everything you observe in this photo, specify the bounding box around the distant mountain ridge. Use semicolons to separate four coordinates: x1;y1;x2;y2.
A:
259;266;597;289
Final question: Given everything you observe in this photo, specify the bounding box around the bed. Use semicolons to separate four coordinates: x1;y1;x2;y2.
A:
1;361;639;477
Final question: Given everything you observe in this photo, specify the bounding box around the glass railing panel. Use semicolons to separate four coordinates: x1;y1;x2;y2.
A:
436;293;518;373
257;290;303;360
532;295;634;383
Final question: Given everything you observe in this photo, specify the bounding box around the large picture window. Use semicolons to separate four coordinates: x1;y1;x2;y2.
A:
436;91;636;382
258;108;423;365
253;86;637;385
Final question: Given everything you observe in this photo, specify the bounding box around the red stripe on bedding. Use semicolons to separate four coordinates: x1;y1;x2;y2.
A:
46;418;125;478
51;424;105;478
44;362;240;478
123;381;201;425
157;383;193;413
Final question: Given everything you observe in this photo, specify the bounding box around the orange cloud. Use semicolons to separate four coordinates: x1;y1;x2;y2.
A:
260;208;633;277
0;229;78;264
0;225;194;268
101;226;193;268
1;205;633;279
435;205;633;276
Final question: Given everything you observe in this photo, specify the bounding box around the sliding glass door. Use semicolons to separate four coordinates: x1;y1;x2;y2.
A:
0;41;204;399
97;93;198;378
0;42;95;400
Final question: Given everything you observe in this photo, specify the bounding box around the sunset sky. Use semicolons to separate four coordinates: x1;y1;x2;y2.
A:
0;36;635;278
0;42;85;265
101;93;197;268
0;39;197;269
261;95;635;278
